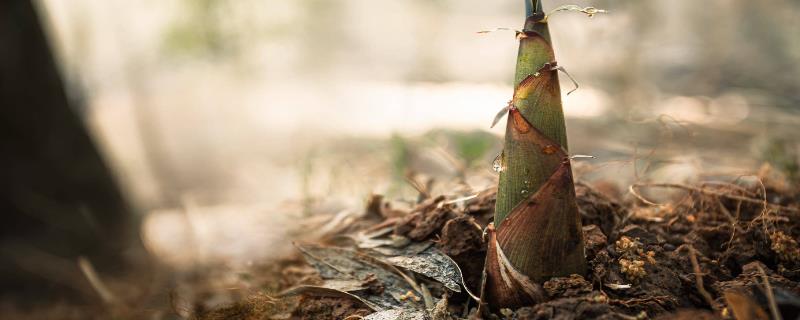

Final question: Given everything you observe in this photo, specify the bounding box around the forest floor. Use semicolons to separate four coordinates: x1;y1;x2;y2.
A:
3;167;799;320
187;166;800;320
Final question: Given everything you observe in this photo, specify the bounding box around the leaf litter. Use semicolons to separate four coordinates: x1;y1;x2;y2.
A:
196;167;800;320
287;244;425;312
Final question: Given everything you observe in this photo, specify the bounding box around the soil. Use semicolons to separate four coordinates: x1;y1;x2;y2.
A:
193;177;800;320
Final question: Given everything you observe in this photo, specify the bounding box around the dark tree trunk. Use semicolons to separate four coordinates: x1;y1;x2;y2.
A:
0;0;135;300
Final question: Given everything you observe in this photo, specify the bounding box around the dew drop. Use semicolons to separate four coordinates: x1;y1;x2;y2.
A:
492;161;503;173
492;153;504;173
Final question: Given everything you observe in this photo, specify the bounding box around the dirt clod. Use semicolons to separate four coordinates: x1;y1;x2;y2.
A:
513;292;626;320
542;274;592;298
576;182;624;238
438;216;483;257
713;261;800;297
196;293;293;320
437;215;486;298
621;225;660;245
395;196;454;241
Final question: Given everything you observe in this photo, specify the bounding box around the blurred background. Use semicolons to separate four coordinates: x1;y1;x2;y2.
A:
1;0;799;317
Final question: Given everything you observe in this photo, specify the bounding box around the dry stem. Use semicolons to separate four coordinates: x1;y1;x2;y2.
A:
629;182;798;213
687;246;716;313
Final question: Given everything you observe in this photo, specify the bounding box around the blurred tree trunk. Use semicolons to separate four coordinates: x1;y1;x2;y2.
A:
0;0;135;299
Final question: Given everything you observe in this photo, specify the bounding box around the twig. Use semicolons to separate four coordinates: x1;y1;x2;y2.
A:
432;146;467;180
700;181;757;197
615;312;648;320
404;173;433;201
718;199;743;251
628;184;661;206
396;267;424;296
687;246;717;312
444;193;479;205
749;177;774;235
609;295;673;307
755;264;783;320
629;182;798;213
631;143;658;182
421;283;434;311
476;27;520;34
364;218;400;233
77;256;117;305
476;258;489;317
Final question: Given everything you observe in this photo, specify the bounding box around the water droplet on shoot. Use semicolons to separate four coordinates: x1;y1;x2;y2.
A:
492;153;504;173
493;161;503;173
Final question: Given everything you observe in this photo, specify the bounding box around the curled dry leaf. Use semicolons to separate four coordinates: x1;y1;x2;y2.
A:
291;244;424;311
371;242;474;298
385;247;462;293
350;227;411;250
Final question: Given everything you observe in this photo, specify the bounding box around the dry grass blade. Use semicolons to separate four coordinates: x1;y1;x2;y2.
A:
77;256;117;305
755;264;783;320
476;27;521;34
490;105;511;128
